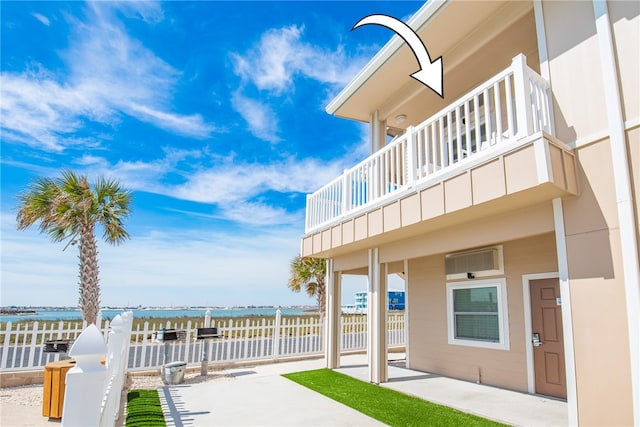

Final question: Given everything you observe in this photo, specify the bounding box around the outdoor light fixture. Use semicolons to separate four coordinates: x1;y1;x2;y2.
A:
394;114;407;124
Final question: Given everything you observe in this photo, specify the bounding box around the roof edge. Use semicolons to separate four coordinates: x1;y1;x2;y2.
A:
325;0;451;116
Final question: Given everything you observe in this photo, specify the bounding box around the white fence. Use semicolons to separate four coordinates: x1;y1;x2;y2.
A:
0;318;113;371
61;311;133;427
305;53;554;232
0;311;405;372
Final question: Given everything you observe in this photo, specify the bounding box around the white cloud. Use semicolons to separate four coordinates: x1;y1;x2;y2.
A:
170;157;344;203
230;92;281;143
126;104;213;139
230;24;372;142
232;25;304;94
32;13;50;26
165;156;346;226
103;1;165;24
1;212;374;307
1;73;94;151
71;150;196;193
0;213;306;307
0;2;215;151
56;150;345;226
232;25;365;94
218;201;300;226
5;139;364;230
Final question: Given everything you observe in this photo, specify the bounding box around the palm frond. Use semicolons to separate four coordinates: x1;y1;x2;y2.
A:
288;256;327;319
15;169;133;324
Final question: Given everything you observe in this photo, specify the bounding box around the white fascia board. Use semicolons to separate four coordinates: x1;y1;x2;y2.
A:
325;0;451;116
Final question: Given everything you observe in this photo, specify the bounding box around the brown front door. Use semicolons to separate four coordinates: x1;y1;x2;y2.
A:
530;278;567;399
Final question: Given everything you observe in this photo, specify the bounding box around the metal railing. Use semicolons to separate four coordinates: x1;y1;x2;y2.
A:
305;54;553;233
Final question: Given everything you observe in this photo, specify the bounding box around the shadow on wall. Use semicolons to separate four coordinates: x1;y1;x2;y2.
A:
563;160;615;280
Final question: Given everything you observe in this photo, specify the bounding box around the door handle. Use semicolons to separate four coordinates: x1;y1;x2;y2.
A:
532;332;543;347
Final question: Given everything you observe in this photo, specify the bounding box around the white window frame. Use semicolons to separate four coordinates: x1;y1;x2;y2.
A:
446;278;510;351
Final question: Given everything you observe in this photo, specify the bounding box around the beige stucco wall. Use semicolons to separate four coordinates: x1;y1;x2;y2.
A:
567;231;634;426
542;0;638;144
328;198;557;274
542;1;638;424
561;138;634;425
407;233;558;392
543;0;608;143
629;126;640;256
610;0;640;123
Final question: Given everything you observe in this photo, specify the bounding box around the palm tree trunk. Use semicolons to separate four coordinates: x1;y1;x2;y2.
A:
79;224;100;325
316;279;326;323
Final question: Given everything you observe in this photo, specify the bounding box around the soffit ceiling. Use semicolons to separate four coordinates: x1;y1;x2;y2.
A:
330;0;535;125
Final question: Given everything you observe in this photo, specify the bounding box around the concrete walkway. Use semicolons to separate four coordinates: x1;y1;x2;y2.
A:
338;358;567;427
1;353;568;426
161;353;568;427
160;356;383;426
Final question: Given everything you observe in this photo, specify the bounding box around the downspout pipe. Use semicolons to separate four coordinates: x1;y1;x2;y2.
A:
593;1;640;425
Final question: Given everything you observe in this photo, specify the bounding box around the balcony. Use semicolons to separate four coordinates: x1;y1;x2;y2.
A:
304;55;578;245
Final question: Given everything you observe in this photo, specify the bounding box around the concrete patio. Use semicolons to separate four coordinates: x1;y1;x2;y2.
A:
0;352;567;426
161;353;568;426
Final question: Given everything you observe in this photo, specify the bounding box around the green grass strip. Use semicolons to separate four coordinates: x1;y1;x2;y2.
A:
126;389;166;427
283;369;506;427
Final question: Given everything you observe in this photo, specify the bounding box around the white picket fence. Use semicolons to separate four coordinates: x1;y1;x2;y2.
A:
0;311;405;372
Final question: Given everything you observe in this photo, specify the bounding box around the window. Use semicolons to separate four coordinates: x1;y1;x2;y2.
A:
447;279;509;350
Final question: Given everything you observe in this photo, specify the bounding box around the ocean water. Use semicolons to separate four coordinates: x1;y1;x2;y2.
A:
0;307;315;323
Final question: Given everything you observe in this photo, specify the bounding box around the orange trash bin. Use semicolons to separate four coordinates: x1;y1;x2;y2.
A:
42;359;76;418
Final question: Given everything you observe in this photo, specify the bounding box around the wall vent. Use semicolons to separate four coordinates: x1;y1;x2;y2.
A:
445;246;503;279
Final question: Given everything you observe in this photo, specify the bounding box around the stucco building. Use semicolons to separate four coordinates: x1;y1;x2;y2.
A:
300;1;639;425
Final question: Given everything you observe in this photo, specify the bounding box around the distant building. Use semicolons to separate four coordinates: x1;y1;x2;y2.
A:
354;292;367;310
354;291;405;311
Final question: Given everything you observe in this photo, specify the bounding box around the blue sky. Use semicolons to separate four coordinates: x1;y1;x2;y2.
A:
1;1;416;308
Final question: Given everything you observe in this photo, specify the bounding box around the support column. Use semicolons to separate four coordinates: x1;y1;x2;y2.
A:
403;259;410;368
593;3;640;425
369;111;387;154
325;259;341;369
368;248;388;384
553;198;578;426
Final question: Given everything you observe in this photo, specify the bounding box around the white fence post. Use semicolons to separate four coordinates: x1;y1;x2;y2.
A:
120;312;133;378
101;315;124;426
61;324;107;427
272;309;281;361
201;310;211;376
406;126;417;187
1;322;11;370
96;310;103;331
341;169;350;216
512;54;533;139
100;311;133;426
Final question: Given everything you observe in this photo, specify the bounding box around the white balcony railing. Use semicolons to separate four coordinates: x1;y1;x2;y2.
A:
305;54;554;233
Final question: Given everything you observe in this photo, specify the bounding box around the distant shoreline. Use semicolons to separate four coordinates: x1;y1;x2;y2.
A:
0;306;319;323
0;308;37;315
1;305;315;310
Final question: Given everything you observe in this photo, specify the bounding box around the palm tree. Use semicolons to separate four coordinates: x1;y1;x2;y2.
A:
16;169;132;324
288;256;326;321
